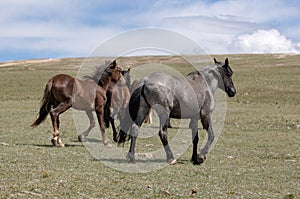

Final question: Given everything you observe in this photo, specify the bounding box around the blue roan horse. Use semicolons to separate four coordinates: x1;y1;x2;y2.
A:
118;58;236;165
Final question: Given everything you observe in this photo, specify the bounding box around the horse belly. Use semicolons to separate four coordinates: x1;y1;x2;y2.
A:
72;94;95;110
72;80;97;110
170;103;199;119
171;88;200;119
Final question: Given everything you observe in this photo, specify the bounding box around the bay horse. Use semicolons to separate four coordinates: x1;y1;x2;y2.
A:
104;67;131;142
118;58;236;164
31;60;122;147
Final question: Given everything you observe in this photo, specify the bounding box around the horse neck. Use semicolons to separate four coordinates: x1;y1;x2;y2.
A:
117;76;126;86
99;75;111;91
124;75;131;88
202;68;220;94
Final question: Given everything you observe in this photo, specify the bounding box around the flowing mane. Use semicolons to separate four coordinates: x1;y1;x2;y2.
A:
84;60;118;88
84;62;109;84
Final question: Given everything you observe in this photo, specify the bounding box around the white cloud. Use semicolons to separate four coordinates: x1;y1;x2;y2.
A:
1;0;300;61
0;0;125;59
232;29;299;53
140;0;300;54
148;0;299;25
159;15;259;53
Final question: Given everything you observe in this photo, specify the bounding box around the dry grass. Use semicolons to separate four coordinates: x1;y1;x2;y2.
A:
0;54;299;198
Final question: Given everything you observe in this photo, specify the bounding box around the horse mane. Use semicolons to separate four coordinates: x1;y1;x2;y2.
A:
186;64;221;81
98;73;111;87
84;61;111;86
121;69;131;88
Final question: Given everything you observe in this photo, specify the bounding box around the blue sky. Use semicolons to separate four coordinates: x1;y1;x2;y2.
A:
1;0;300;62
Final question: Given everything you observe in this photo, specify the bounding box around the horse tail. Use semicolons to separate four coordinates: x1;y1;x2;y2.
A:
129;85;144;122
31;79;53;127
118;85;145;144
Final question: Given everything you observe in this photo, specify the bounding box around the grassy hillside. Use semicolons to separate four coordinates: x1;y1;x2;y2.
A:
0;54;299;198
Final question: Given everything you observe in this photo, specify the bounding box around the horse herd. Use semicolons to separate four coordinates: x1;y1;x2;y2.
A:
31;58;236;165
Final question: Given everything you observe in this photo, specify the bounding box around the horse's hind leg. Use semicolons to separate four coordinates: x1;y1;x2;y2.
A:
144;108;153;124
153;105;175;164
50;101;71;147
78;110;95;142
127;99;150;163
158;116;176;164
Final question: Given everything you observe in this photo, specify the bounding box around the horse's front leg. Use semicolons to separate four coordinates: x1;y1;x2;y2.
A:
199;114;214;164
78;110;95;142
190;119;203;165
127;123;138;163
95;106;111;147
110;108;119;142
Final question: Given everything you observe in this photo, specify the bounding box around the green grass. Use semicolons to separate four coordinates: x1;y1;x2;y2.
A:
0;55;299;198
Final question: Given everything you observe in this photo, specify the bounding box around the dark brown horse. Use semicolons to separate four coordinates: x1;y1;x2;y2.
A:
31;60;122;147
104;68;131;142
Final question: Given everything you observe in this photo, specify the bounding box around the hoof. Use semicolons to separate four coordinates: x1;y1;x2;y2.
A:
51;137;58;146
126;153;135;163
57;138;65;147
191;154;206;165
51;139;56;146
78;135;85;142
52;137;65;147
198;154;206;164
104;121;110;128
113;136;118;143
169;159;177;165
57;142;65;147
128;159;136;164
104;142;112;148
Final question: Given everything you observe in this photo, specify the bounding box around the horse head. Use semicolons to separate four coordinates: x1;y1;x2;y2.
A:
214;58;236;97
105;60;122;82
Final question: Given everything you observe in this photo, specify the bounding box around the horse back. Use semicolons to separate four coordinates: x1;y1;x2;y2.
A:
142;73;201;119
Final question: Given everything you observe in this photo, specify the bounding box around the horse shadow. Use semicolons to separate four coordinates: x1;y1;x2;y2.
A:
15;142;82;148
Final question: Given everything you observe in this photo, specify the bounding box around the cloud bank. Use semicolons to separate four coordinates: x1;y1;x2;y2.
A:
232;29;299;53
1;0;300;61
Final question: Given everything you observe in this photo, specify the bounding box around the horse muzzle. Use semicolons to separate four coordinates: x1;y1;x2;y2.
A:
226;87;236;97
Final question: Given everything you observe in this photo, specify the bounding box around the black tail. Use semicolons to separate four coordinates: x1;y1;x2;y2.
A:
31;80;53;127
118;85;144;144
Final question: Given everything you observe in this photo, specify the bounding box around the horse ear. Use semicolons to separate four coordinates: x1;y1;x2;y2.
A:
214;58;218;64
224;58;229;67
214;58;222;65
110;60;117;69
